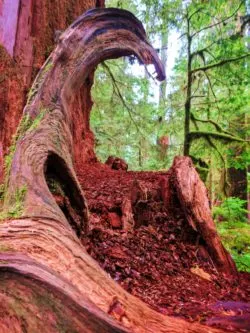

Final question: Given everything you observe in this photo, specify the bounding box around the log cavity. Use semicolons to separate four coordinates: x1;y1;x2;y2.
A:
45;153;86;237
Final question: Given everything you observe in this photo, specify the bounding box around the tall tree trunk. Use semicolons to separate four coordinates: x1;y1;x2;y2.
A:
159;30;168;103
157;30;169;163
227;4;249;211
0;7;237;333
183;15;192;156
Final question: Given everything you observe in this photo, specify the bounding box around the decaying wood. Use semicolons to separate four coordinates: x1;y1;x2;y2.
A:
3;8;165;225
168;156;237;274
0;218;224;333
0;8;236;333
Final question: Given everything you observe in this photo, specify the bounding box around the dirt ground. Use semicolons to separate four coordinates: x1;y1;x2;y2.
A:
77;161;250;332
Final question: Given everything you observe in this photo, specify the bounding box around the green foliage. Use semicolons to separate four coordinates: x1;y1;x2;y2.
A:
213;197;248;223
214;197;249;272
93;1;249;177
217;220;250;272
91;58;171;170
227;144;250;169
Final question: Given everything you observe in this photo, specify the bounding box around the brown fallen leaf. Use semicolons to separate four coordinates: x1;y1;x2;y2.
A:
105;245;130;259
190;266;212;281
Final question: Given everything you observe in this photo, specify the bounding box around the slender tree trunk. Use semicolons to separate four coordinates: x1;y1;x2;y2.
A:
184;16;192;156
157;30;169;163
159;30;168;103
228;4;249;212
138;138;143;168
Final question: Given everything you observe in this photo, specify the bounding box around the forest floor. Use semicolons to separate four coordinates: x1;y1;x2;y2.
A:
77;161;250;332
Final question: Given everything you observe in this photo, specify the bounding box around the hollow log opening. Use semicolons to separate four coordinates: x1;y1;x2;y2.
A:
45;153;87;237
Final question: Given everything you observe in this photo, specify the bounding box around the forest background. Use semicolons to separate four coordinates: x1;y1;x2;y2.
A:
90;0;250;271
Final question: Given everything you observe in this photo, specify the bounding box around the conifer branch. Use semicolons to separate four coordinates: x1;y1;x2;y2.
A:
188;131;246;143
191;53;250;74
102;62;145;138
190;113;233;136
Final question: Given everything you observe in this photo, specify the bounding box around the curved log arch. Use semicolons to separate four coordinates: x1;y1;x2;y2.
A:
0;8;234;333
3;8;165;226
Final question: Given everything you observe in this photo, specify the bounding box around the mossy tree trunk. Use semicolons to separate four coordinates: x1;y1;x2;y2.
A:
0;0;104;182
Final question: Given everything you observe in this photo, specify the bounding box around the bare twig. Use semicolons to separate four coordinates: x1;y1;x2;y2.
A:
101;62;146;138
203;72;221;114
188;8;203;22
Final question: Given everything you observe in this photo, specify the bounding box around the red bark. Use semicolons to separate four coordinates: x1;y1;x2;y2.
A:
169;156;236;274
0;0;103;180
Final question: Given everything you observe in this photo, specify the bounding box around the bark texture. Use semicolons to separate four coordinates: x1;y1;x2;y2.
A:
168;157;236;274
0;0;104;181
0;7;237;333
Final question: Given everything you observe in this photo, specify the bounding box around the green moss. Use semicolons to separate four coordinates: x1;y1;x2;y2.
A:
1;57;53;216
3;114;34;186
3;139;17;187
43;60;53;74
188;131;246;143
47;178;64;196
44;45;54;59
0;185;27;220
18;105;50;139
17;114;33;137
23;108;47;135
27;86;38;103
2;108;48;198
0;244;13;252
34;291;78;333
0;184;4;201
8;185;27;216
27;58;53;105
